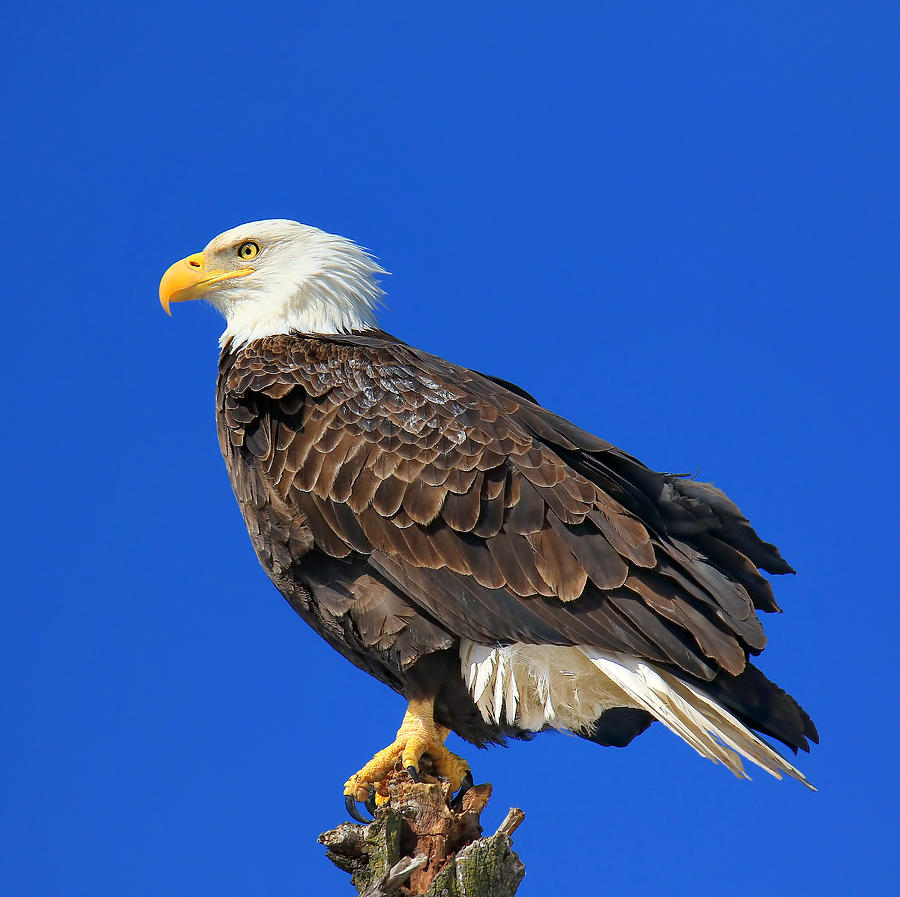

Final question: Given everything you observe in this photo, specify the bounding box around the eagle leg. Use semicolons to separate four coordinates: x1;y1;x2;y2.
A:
343;697;471;811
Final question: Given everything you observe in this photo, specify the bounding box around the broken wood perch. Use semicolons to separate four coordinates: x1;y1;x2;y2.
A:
319;771;525;896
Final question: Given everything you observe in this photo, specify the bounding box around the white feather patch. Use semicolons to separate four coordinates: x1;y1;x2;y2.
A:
583;651;814;789
459;640;814;789
460;641;636;734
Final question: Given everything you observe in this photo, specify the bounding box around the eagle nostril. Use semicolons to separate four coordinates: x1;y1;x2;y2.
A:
189;259;202;268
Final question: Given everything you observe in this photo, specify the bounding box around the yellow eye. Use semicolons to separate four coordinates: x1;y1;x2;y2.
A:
237;241;260;260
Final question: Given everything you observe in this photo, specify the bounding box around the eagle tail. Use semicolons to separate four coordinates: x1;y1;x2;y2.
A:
585;652;815;790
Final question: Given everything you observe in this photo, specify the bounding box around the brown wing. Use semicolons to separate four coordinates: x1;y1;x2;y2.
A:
218;331;793;690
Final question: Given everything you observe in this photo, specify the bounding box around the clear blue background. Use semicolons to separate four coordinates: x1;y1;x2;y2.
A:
3;3;897;894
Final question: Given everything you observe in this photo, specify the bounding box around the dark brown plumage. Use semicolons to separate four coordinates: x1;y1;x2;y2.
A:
216;329;817;757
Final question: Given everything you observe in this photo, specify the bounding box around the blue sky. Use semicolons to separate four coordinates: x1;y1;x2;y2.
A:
3;2;897;895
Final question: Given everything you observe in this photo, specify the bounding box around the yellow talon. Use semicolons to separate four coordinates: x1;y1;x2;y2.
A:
343;698;470;805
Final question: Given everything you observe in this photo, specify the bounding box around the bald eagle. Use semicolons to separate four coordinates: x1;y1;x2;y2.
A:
160;220;817;819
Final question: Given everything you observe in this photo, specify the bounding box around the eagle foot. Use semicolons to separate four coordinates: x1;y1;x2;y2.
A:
343;698;471;820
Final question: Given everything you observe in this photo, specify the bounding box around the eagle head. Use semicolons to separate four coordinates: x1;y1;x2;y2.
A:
159;219;385;346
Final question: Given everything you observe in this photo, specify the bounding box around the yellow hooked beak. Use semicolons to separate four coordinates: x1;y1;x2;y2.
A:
159;252;254;315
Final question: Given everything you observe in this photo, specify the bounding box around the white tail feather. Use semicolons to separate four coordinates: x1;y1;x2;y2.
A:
585;652;815;790
460;640;814;790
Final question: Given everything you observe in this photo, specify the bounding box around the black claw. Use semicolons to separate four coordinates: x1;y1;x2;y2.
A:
345;793;373;824
406;765;421;783
450;771;475;811
365;786;378;818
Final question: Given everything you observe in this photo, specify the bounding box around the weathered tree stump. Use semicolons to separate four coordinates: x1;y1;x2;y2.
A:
319;769;525;896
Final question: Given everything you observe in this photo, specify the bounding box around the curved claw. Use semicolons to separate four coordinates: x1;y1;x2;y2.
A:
406;765;421;783
345;793;373;824
365;786;378;818
450;770;474;811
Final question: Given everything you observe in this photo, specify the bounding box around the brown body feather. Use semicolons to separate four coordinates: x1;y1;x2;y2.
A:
216;330;816;752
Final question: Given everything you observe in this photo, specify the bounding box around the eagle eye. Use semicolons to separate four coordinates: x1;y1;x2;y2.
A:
237;241;260;260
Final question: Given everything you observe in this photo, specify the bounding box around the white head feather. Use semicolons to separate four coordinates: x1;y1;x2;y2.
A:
200;219;385;348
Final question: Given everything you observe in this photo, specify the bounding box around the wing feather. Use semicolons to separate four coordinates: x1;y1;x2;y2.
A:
218;332;798;688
